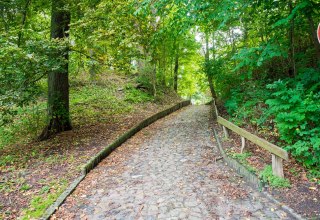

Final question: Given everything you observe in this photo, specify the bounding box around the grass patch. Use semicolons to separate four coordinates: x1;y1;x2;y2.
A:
20;179;68;220
124;85;153;103
307;169;320;184
70;84;133;126
20;184;32;191
259;165;291;188
0;80;139;149
228;152;257;173
0;104;47;149
0;155;17;166
0;83;141;170
289;167;300;177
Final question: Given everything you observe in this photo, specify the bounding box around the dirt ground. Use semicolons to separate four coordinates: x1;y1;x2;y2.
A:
0;99;181;219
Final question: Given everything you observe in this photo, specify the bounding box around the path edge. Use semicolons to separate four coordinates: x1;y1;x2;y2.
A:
211;126;261;188
210;107;305;220
41;100;190;220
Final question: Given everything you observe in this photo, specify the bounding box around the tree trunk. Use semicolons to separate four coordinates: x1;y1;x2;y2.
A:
173;43;179;92
288;0;296;77
162;42;166;87
39;0;71;140
0;5;9;32
205;32;217;100
306;13;320;64
89;49;97;84
17;0;31;47
153;62;157;97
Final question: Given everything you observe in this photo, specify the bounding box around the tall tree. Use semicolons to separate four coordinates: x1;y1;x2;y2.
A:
173;40;179;92
205;32;217;100
17;0;31;47
288;0;296;77
39;0;71;140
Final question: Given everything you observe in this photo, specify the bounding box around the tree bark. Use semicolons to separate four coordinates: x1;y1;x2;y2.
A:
173;43;179;92
17;0;31;47
89;49;97;84
39;0;71;140
163;42;167;86
205;32;217;100
306;13;320;64
153;62;157;97
288;0;296;77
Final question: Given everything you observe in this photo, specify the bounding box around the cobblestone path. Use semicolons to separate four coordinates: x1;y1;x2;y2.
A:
52;105;294;220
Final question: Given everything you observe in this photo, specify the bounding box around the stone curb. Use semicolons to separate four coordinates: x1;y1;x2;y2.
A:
210;109;305;220
41;175;85;220
41;100;191;220
211;126;261;189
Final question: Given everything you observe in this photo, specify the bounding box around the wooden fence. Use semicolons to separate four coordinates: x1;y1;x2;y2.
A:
213;102;288;178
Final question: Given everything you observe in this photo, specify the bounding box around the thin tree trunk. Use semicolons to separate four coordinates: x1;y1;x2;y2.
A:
39;0;71;140
89;49;96;84
0;5;9;32
306;13;320;63
288;0;296;77
163;41;166;86
174;43;179;92
212;32;215;59
170;55;173;87
17;0;31;47
153;62;157;97
205;32;217;100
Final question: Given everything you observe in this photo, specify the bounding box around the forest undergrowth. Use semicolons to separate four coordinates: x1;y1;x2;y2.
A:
0;73;181;220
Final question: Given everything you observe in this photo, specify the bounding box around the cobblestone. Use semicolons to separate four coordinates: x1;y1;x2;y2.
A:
52;105;295;219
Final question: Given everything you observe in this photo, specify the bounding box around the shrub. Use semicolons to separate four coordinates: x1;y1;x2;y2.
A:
225;82;270;126
0;37;67;125
259;165;291;188
265;68;320;167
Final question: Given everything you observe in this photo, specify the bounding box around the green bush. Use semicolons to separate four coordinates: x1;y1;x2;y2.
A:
225;69;320;169
225;82;270;126
265;69;320;167
0;104;46;149
0;37;67;125
259;165;291;188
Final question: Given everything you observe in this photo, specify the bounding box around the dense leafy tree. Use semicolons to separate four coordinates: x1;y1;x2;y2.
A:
1;0;319;167
39;0;72;140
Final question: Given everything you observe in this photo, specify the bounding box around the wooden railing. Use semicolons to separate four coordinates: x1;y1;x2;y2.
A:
214;104;288;178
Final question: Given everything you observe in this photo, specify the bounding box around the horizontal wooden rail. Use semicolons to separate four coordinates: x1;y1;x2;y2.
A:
217;116;288;160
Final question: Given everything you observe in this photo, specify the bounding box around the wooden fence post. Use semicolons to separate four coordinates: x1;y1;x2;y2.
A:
222;126;229;139
213;100;219;119
241;137;246;153
272;154;284;178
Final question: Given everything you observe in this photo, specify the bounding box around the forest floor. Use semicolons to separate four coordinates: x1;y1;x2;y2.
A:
0;74;182;220
52;105;294;220
215;107;320;219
